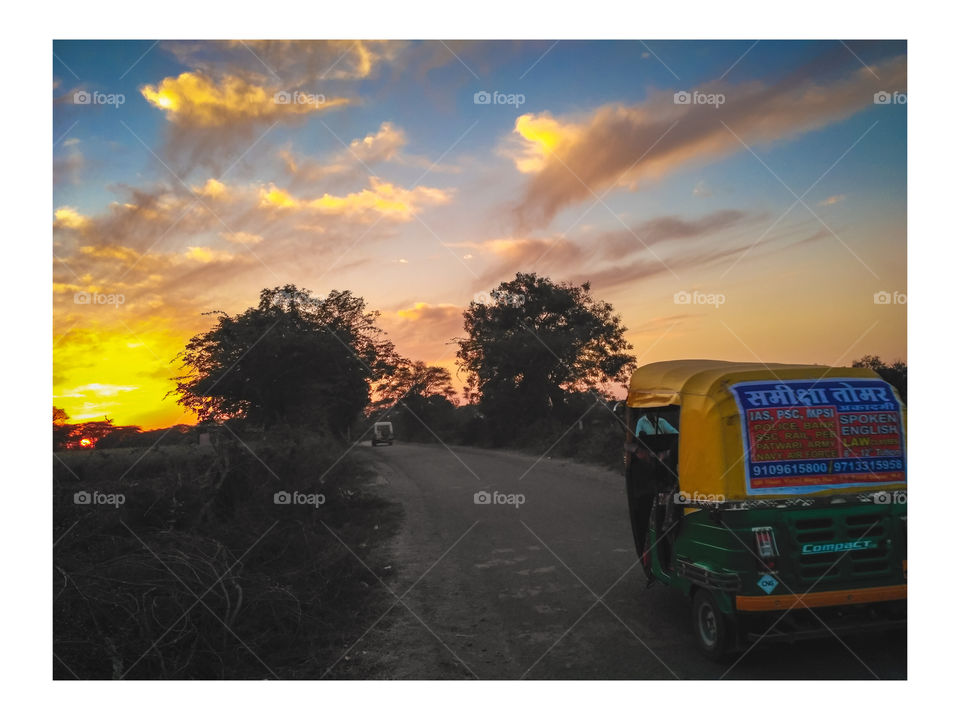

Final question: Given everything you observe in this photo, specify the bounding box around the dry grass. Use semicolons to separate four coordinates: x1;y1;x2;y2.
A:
53;430;401;679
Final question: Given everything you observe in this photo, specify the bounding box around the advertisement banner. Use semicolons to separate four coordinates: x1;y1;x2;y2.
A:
729;378;906;495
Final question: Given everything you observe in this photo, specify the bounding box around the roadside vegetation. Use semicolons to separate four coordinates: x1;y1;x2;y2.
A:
54;429;401;679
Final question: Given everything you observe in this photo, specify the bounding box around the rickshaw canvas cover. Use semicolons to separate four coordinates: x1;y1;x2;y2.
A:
729;378;906;495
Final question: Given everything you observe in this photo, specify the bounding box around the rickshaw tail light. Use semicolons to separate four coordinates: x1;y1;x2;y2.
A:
753;526;779;559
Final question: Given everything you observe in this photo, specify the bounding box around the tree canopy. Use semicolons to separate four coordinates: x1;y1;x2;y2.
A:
171;285;397;434
372;359;458;441
852;354;907;403
457;273;634;441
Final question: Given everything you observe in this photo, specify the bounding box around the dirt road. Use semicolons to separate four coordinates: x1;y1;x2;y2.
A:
329;442;906;680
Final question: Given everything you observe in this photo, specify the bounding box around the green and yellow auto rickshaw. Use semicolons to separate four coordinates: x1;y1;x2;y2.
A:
624;360;906;659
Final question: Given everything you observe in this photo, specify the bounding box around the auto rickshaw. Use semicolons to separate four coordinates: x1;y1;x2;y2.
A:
624;360;906;659
372;421;395;446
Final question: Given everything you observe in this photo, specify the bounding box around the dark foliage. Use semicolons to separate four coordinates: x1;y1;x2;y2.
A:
170;285;397;436
852;355;907;403
457;273;634;444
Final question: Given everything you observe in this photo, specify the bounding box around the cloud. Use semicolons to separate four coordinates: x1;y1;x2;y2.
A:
54;188;215;254
595;209;753;258
509;54;906;229
692;180;712;197
348;122;407;164
53;206;91;230
54;143;85;186
141;71;349;128
163;40;405;84
54;170;448;270
140;70;351;173
51;170;452;344
630;313;695;335
220;231;263;245
279;122;459;190
819;194;846;206
396;301;462;322
582;224;830;292
183;246;240;263
258;177;452;220
387;302;466;361
231;40;402;81
584;243;756;289
278;122;407;187
510;113;577;174
58;383;138;398
459;209;757;289
193;178;229;198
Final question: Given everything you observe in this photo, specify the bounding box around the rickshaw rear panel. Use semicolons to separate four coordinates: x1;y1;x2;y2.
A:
623;360;907;658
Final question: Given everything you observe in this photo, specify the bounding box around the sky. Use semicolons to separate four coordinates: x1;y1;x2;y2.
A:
52;40;907;430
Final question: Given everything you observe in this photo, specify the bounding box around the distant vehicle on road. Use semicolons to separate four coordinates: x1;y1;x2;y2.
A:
624;360;907;660
372;421;395;446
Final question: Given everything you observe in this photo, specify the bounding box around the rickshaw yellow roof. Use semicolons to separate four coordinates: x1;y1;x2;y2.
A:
626;360;902;500
626;359;880;408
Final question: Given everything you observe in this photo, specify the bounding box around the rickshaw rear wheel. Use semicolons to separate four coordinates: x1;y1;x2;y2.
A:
692;589;735;661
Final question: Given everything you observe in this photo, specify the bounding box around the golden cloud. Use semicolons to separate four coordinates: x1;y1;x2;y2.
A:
259;177;452;220
53;206;91;230
396;301;462;322
511;113;580;173
193;178;228;198
141;71;350;127
183;246;239;263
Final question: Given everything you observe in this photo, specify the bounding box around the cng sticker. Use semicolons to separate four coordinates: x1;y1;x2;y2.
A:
757;574;779;594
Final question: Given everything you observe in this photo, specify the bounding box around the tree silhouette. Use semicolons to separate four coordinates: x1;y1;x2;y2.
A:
457;273;634;441
53;406;71;450
372;359;457;440
853;355;907;403
374;359;456;408
171;285;397;435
